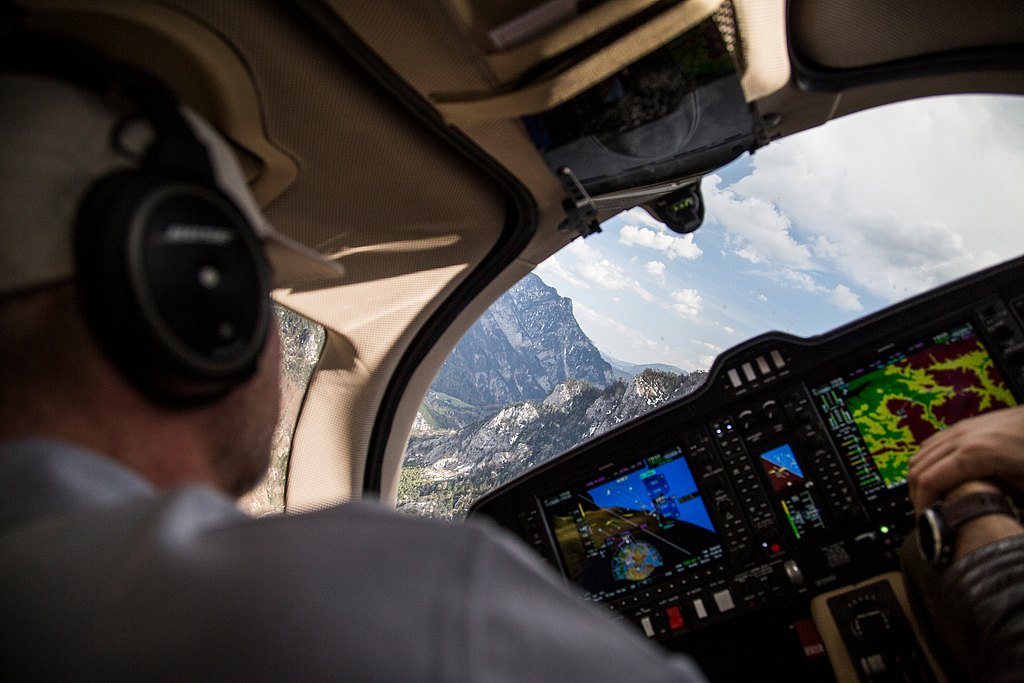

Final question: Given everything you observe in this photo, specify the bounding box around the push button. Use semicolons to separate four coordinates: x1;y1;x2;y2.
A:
666;606;685;630
713;589;736;613
742;363;756;381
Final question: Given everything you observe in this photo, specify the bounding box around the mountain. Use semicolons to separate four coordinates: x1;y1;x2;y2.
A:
413;391;497;433
400;369;708;519
430;273;614;406
601;352;685;382
399;272;709;520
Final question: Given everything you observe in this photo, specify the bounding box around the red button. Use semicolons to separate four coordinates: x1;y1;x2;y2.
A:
795;618;825;659
666;605;685;630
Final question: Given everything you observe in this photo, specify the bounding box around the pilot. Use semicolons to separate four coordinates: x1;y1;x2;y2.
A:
0;37;707;680
903;404;1024;682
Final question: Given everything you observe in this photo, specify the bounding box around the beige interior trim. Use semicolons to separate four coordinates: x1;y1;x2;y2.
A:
734;0;789;102
18;0;298;207
434;0;723;125
484;0;662;84
789;0;1024;71
811;572;948;683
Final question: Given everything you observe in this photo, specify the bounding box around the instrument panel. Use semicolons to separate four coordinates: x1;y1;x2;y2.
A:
469;256;1024;681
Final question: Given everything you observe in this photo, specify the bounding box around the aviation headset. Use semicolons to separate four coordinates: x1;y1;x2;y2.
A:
2;37;272;406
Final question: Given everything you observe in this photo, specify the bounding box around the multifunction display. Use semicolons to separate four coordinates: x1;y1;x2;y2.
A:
810;321;1017;501
541;447;723;602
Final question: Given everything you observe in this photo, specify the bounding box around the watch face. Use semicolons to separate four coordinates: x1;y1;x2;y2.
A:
917;508;947;565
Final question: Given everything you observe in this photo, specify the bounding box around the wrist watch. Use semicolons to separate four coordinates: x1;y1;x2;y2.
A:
917;491;1019;568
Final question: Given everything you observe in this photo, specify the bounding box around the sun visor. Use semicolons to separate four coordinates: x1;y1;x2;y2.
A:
523;18;760;199
436;1;765;222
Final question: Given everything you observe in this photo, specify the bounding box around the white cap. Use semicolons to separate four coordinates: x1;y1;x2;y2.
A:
0;73;340;295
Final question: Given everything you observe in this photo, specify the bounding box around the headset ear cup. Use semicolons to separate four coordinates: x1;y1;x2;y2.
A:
75;169;160;389
75;169;270;405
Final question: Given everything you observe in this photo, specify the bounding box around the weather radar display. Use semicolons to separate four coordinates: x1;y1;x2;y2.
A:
543;447;723;602
812;322;1017;500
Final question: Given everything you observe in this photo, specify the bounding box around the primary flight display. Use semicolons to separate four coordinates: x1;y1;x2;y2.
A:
542;447;724;602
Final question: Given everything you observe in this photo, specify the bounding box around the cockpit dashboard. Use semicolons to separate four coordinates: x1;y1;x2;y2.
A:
470;256;1024;681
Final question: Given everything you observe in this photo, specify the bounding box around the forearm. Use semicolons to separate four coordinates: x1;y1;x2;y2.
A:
942;534;1024;683
902;500;1024;682
954;513;1023;559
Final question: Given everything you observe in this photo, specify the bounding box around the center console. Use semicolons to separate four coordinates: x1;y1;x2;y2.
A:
469;256;1024;681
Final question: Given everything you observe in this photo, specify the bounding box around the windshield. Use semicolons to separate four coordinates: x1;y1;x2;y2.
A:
400;93;1024;520
539;94;1024;368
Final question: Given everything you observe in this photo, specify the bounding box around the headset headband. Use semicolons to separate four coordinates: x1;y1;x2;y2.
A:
1;34;272;406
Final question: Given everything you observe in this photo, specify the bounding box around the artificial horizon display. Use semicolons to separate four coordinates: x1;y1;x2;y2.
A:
542;446;723;602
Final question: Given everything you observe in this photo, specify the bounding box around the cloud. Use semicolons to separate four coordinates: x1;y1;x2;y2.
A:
691;339;723;353
565;240;653;301
669;288;703;318
757;294;768;302
704;175;815;269
619;224;703;260
573;300;707;371
645;260;666;284
535;255;588;289
618;206;668;230
778;268;819;292
829;284;864;311
722;326;736;334
728;95;1024;301
812;235;839;259
573;301;670;355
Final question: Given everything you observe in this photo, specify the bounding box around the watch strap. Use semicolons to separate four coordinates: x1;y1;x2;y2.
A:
941;491;1018;533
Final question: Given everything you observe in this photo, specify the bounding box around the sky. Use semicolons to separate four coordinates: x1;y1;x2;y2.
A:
535;94;1024;372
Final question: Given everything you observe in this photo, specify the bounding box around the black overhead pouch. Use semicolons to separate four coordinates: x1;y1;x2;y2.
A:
434;1;767;233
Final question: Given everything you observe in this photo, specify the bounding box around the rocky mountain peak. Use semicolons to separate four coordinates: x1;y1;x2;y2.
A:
628;368;682;406
430;273;614;406
399;271;712;520
542;377;594;409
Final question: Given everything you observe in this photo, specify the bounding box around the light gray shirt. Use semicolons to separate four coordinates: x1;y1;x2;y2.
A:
0;439;705;681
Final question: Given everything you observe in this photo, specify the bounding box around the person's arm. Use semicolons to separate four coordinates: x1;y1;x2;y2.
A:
901;481;1024;682
921;479;1023;560
902;415;1024;683
937;533;1024;683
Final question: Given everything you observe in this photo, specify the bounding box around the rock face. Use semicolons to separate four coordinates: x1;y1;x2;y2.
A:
398;272;710;520
431;273;614;406
401;369;708;519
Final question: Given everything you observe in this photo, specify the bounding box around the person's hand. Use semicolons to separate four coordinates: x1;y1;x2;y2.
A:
907;405;1024;511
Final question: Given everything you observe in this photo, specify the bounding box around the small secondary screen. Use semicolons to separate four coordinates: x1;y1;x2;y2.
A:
541;446;723;602
811;321;1017;501
758;443;826;541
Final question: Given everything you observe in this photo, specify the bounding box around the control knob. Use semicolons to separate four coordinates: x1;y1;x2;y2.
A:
850;601;893;645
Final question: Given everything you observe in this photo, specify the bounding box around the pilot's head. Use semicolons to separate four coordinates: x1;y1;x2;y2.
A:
0;38;287;496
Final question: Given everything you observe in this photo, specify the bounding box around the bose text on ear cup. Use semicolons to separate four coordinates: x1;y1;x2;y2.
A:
75;168;270;404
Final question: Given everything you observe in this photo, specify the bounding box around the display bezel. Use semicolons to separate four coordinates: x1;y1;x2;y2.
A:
808;319;1018;504
537;444;725;602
